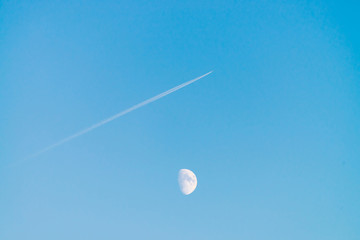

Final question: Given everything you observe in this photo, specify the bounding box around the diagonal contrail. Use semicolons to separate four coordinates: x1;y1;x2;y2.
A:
25;71;213;160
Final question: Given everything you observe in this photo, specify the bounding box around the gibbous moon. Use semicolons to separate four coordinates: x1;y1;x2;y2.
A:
178;169;197;195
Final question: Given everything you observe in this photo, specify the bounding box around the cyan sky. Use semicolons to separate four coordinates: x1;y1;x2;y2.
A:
1;1;359;239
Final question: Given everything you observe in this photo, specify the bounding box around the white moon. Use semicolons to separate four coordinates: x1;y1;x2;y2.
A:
178;169;197;195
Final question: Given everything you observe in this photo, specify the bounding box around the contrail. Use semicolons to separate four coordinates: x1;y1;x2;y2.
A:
26;71;213;160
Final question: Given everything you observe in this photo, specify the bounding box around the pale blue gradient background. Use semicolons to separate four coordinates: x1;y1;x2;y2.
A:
1;1;359;239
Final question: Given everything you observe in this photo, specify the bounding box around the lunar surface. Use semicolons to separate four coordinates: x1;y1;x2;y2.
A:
178;169;197;195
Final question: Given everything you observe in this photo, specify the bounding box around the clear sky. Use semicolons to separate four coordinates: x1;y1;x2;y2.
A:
1;0;359;239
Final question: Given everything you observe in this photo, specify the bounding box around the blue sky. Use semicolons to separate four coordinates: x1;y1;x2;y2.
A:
1;0;359;239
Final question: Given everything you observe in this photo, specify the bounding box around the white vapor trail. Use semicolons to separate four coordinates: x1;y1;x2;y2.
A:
26;71;213;160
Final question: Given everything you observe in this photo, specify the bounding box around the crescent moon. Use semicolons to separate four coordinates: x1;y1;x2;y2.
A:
178;169;197;195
